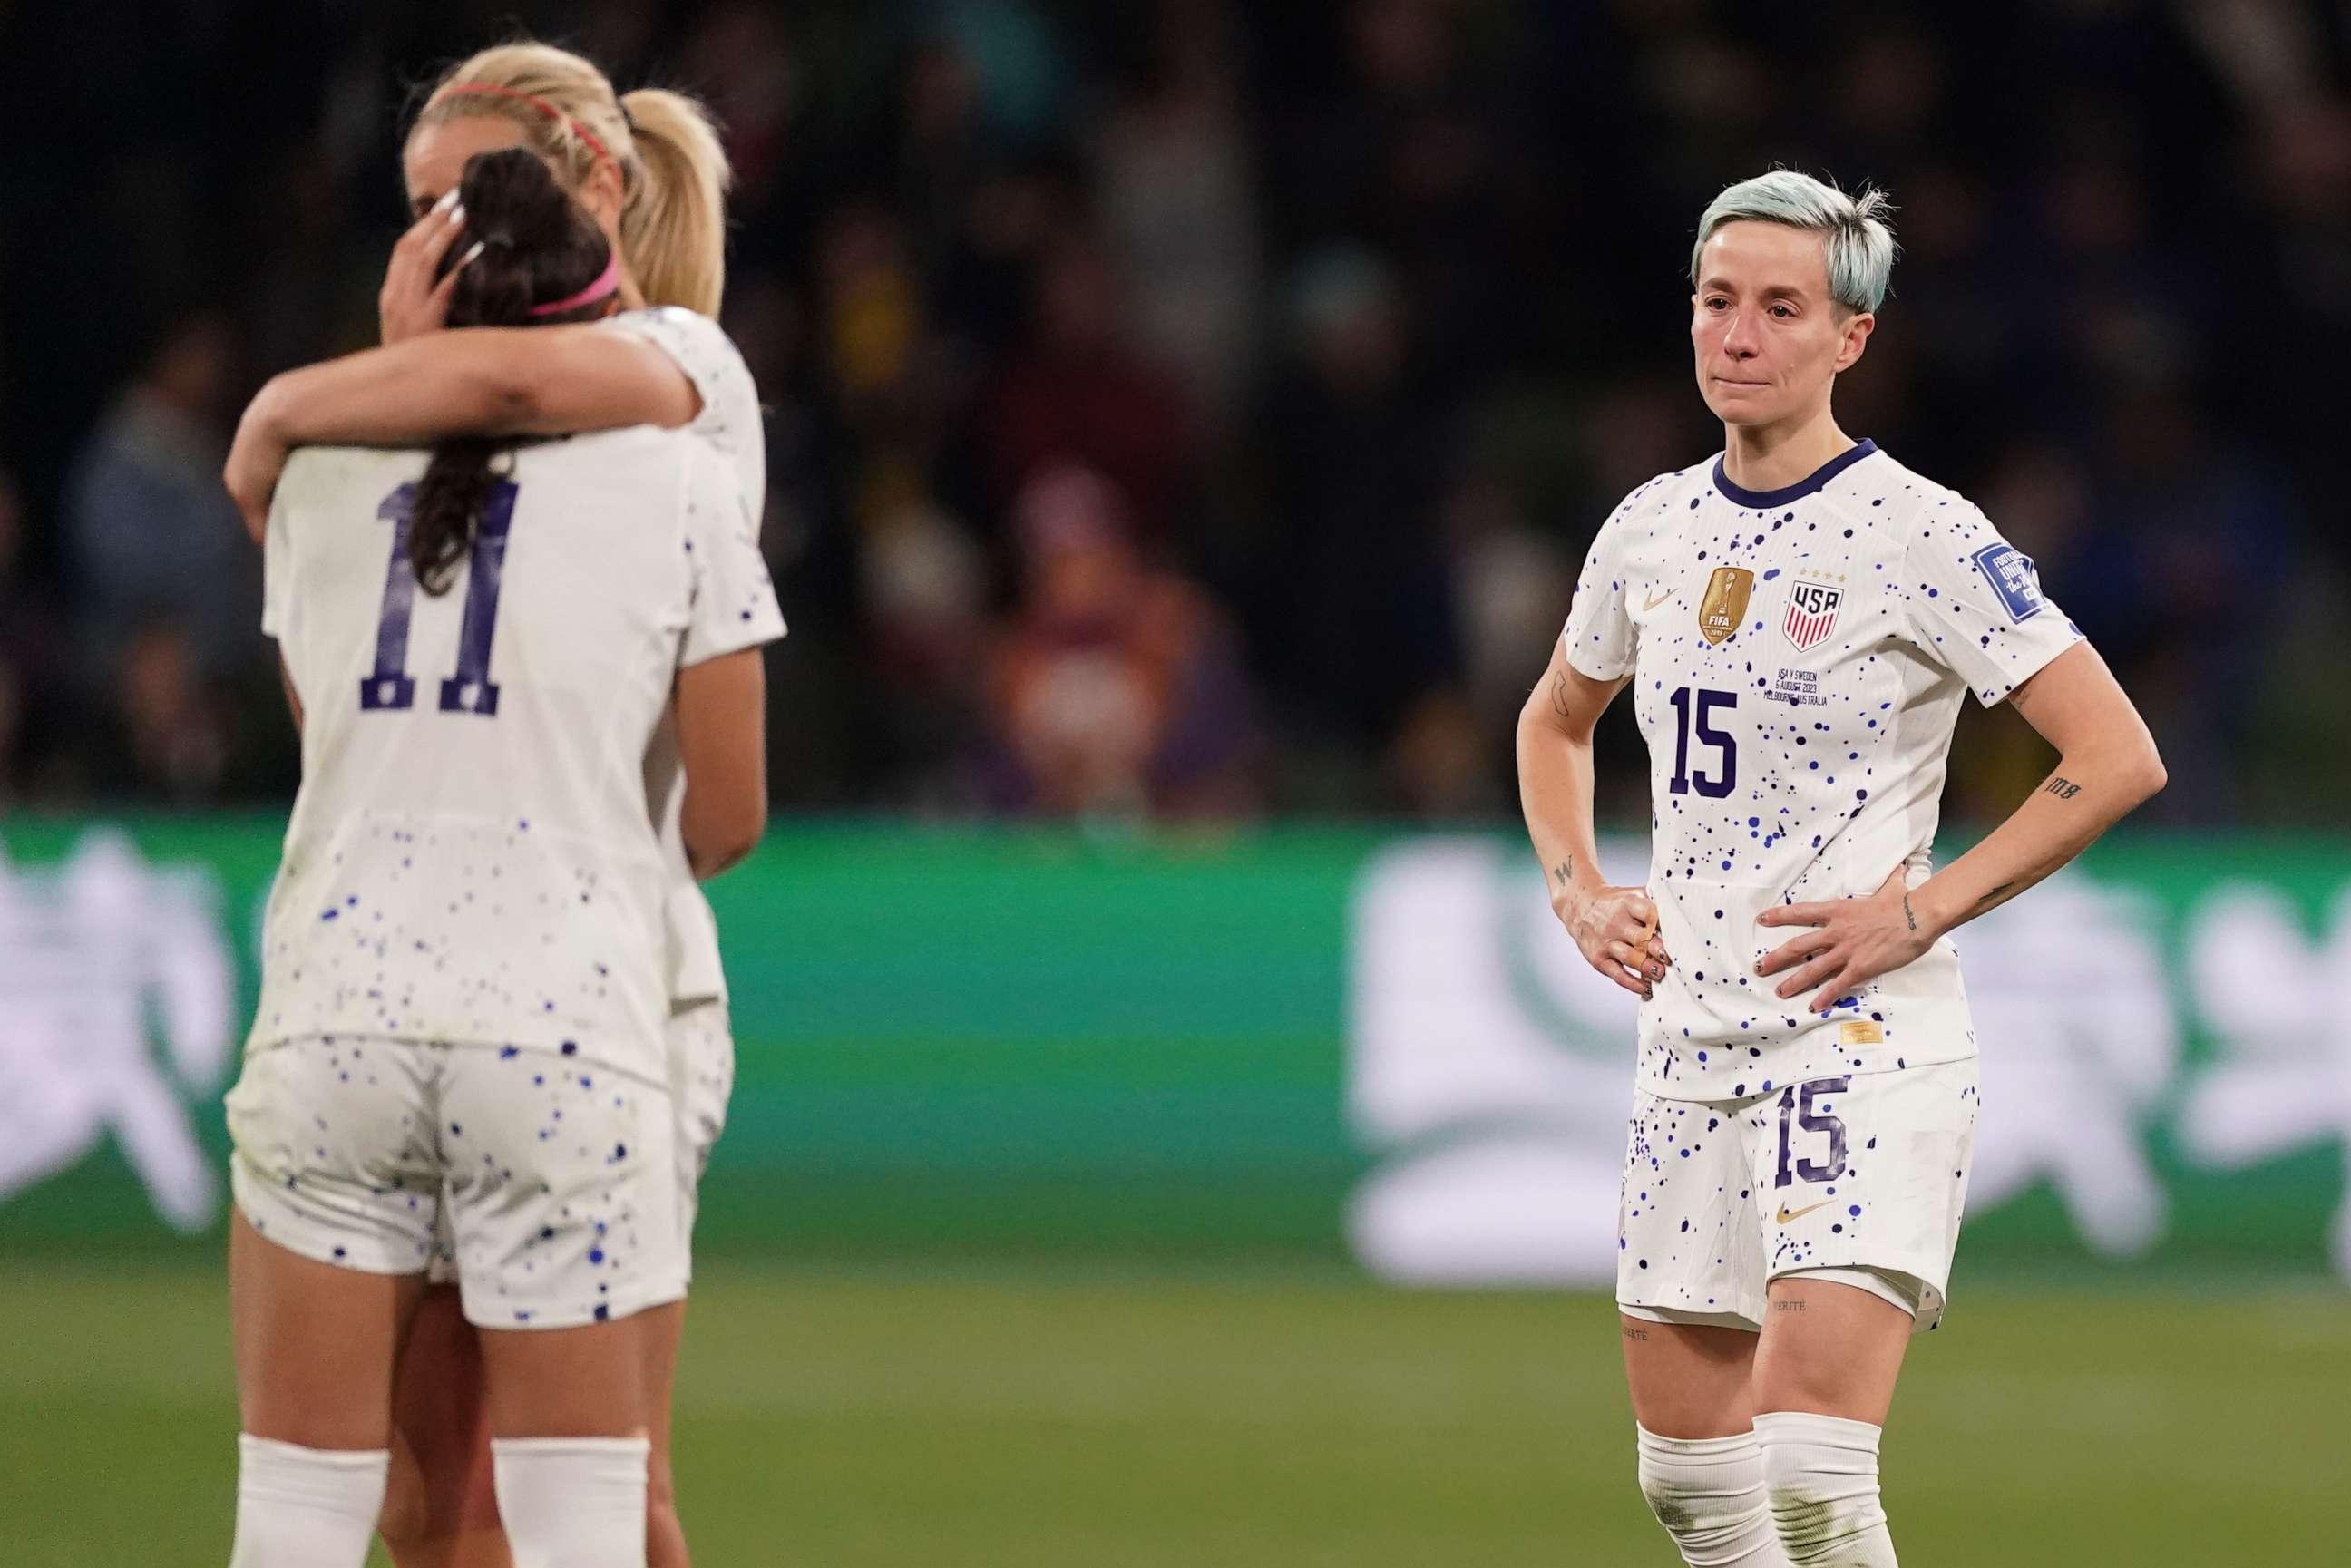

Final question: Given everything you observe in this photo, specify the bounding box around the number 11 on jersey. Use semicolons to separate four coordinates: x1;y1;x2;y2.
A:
360;481;518;716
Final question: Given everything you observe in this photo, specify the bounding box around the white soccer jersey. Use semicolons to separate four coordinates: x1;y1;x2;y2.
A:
255;426;785;1082
1562;439;2082;1100
601;307;771;1006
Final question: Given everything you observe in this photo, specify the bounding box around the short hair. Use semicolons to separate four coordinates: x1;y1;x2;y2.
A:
1689;170;1897;314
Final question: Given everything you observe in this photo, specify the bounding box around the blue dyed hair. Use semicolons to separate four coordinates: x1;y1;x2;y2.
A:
1690;170;1897;314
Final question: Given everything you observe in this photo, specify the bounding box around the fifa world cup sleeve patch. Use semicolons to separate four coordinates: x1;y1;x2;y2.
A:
1971;541;2046;621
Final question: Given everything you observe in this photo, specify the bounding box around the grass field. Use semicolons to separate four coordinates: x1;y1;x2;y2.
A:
4;1262;2345;1565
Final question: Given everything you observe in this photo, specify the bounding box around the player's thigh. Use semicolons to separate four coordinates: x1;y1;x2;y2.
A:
230;1205;428;1448
383;1283;510;1568
476;1314;649;1438
1620;1313;1760;1438
1751;1273;1912;1425
227;1037;441;1447
638;1296;689;1563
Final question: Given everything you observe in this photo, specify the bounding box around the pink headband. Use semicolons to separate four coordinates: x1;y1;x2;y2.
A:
530;254;621;317
438;82;620;177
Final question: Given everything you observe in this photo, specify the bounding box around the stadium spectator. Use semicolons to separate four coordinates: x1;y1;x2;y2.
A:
0;0;2343;823
982;463;1256;818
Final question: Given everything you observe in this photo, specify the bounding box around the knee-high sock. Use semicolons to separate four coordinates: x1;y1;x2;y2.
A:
492;1436;649;1568
228;1435;388;1568
1636;1425;1792;1566
1753;1411;1897;1565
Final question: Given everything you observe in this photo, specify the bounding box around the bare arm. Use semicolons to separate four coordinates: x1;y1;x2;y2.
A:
674;648;768;880
1517;639;1665;998
225;326;700;540
1911;640;2165;929
1758;640;2166;1010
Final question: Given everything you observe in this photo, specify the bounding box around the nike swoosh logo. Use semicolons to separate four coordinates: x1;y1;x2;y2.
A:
1774;1201;1830;1225
1641;588;1674;612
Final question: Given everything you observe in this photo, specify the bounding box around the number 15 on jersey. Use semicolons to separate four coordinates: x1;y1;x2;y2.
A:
1668;686;1737;798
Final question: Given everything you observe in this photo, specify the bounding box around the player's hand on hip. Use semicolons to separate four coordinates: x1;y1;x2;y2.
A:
379;188;474;344
1755;864;1935;1014
1557;882;1669;1000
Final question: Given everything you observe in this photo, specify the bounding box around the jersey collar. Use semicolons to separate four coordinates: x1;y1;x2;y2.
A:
1712;437;1879;510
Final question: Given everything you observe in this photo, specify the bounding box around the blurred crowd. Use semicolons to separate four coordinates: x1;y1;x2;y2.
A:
3;0;2346;825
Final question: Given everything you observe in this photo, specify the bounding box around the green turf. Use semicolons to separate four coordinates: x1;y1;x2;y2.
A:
3;1262;2345;1565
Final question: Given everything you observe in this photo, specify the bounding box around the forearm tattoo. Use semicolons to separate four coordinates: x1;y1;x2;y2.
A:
1553;857;1574;891
2043;776;2082;800
1901;891;1917;933
1972;881;2015;911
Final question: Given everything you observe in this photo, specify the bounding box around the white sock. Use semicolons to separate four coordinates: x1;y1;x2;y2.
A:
228;1435;387;1568
491;1435;650;1568
1636;1425;1792;1566
1753;1411;1897;1565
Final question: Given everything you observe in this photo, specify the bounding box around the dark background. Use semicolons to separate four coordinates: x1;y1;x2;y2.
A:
2;0;2341;824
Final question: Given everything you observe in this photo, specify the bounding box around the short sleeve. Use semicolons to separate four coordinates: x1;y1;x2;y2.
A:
260;467;298;638
1900;504;2083;705
678;443;785;667
1559;516;1638;680
600;307;766;527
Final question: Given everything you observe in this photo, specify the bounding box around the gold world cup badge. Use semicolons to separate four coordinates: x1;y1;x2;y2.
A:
1697;566;1754;645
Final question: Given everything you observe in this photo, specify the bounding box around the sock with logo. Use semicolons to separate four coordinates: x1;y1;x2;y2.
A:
1636;1424;1792;1566
492;1435;649;1568
227;1435;388;1568
1753;1410;1897;1564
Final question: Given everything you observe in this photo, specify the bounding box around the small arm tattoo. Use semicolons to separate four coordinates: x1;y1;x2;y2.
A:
1622;1324;1650;1341
2043;776;2081;800
1972;881;2014;910
1550;667;1573;719
1901;891;1917;932
1553;858;1573;890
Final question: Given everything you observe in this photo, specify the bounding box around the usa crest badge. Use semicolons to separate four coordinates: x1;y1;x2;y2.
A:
1782;579;1845;651
1697;567;1754;645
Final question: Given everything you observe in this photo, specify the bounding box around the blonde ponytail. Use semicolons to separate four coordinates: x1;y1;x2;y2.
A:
619;88;732;318
413;43;733;319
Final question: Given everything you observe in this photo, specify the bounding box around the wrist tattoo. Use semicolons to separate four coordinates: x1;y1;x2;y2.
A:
1902;891;1917;933
1553;857;1574;890
2043;776;2082;800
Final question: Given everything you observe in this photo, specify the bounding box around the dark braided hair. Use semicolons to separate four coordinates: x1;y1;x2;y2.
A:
410;148;618;594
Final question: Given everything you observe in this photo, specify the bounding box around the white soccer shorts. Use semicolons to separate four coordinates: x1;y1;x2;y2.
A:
1615;1057;1978;1333
415;1000;731;1290
664;999;735;1261
226;1034;686;1329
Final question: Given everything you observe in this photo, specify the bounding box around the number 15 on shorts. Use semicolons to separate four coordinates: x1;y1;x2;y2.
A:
1775;1076;1850;1190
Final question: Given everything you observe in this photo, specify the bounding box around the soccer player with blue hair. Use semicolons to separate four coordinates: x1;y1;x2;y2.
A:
1517;169;2166;1565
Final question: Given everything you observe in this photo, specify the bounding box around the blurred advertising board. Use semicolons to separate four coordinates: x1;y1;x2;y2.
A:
2;819;2344;1282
